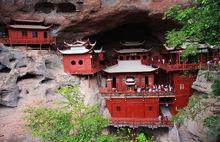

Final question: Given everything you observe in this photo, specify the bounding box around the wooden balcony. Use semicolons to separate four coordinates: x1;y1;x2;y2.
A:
100;89;175;99
0;37;56;45
110;117;173;128
151;62;203;72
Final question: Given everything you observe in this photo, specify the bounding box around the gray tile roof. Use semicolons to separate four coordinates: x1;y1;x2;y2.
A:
9;25;51;30
58;47;92;54
104;60;158;73
114;48;152;54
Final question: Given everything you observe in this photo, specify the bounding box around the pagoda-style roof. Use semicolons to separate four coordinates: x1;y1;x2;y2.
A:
103;60;158;73
12;18;44;23
58;46;94;55
114;48;152;54
64;40;88;47
8;24;52;30
64;39;96;48
120;41;145;46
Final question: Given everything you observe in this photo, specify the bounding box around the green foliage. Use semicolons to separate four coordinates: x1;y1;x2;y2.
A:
204;71;215;81
164;0;220;48
204;115;219;128
25;84;109;142
203;79;220;139
96;135;118;142
211;79;220;97
172;79;220;139
137;133;147;142
181;43;198;61
172;95;209;124
24;107;72;142
203;114;220;138
136;132;154;142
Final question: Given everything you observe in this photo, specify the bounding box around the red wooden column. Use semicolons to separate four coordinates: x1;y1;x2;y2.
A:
148;74;154;87
107;79;113;92
177;48;181;64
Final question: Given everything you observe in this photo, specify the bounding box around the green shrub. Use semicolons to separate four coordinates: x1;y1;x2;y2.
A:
203;114;220;138
24;84;109;142
212;79;220;97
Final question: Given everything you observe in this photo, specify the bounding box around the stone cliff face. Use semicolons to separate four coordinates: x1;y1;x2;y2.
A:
0;0;191;42
0;44;110;141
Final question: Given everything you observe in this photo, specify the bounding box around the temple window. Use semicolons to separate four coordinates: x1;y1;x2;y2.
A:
143;55;147;60
116;106;121;111
120;56;124;60
32;31;38;38
44;32;48;38
180;84;184;90
137;56;141;59
22;31;28;37
149;106;152;111
71;60;76;65
126;56;130;60
131;56;135;60
78;60;83;65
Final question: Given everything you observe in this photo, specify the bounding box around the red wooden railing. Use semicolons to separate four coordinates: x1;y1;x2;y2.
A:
0;38;10;44
110;117;173;127
151;61;204;71
99;89;175;97
0;37;56;45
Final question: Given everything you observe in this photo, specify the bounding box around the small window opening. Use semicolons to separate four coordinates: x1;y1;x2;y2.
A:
71;60;76;65
149;106;152;111
44;32;48;38
32;31;38;38
78;60;83;65
120;56;124;60
180;84;184;90
116;106;121;111
22;31;28;37
131;56;135;60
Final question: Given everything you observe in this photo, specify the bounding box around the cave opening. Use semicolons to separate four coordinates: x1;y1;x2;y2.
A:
0;65;11;73
35;2;55;14
16;73;42;83
91;20;177;51
57;3;76;13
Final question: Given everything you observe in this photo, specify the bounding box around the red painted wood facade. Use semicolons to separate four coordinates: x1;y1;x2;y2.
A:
59;40;105;75
98;46;204;128
0;19;56;47
173;74;196;109
106;98;159;122
62;53;104;75
59;41;218;128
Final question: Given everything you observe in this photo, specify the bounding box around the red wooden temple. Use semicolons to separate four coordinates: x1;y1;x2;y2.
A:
59;39;219;128
0;18;56;49
98;42;218;128
58;40;105;75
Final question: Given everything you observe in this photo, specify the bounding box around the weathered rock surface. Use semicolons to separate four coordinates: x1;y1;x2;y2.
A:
192;70;220;94
0;0;191;42
0;44;110;141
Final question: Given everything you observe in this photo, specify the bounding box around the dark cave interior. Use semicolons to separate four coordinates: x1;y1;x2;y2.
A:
90;20;178;51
